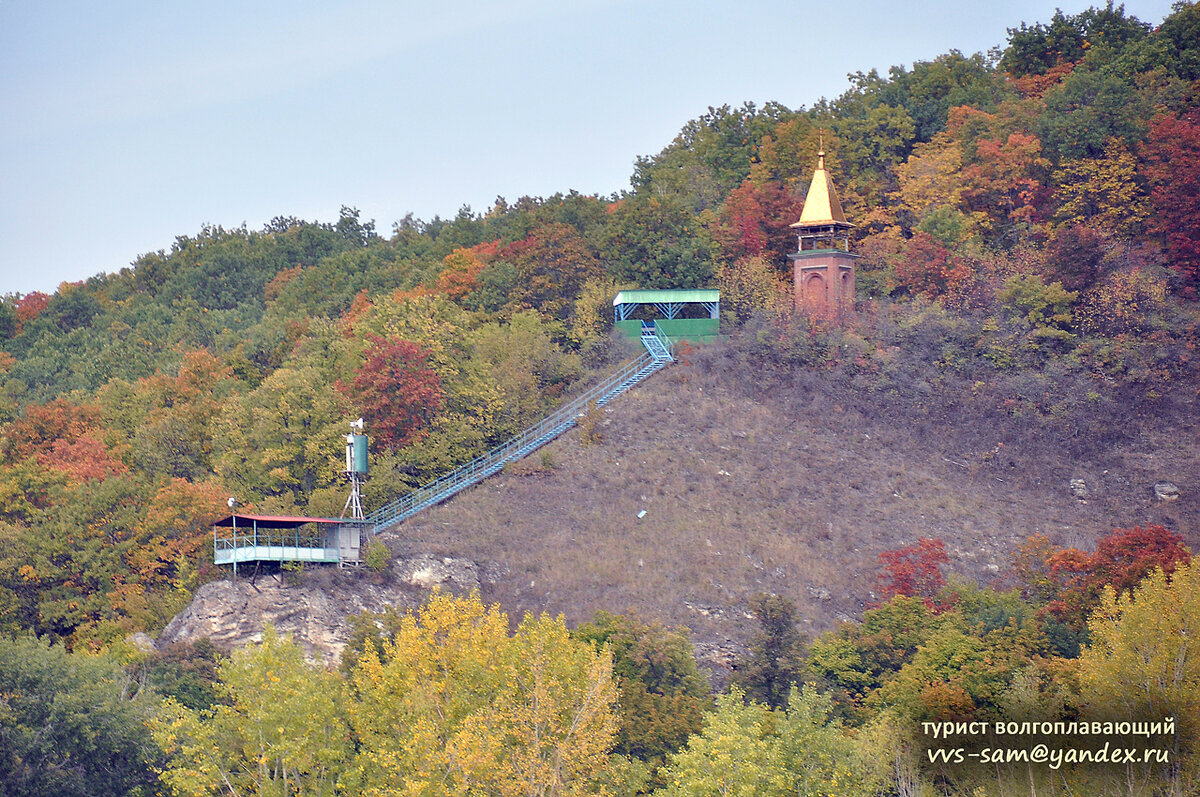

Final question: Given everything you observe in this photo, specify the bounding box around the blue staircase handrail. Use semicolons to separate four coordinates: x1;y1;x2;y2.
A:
368;325;674;532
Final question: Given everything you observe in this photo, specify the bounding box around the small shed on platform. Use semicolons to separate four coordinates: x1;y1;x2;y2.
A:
613;289;720;343
213;513;371;570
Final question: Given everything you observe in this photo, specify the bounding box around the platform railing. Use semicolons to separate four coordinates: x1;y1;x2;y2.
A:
368;327;674;532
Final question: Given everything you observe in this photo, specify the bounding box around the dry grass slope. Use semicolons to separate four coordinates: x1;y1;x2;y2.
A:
383;340;1199;661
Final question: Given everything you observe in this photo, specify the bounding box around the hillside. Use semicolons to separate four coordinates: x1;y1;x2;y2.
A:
388;326;1199;658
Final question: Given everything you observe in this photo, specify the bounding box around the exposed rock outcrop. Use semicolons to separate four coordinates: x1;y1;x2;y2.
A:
158;553;484;663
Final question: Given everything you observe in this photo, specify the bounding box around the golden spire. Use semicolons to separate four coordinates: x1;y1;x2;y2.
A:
791;138;850;229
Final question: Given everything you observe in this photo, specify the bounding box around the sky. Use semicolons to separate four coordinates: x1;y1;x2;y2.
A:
0;0;1181;296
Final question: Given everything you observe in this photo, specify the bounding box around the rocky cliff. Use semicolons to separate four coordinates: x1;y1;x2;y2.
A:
158;553;484;663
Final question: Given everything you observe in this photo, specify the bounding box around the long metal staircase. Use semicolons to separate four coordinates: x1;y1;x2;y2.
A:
367;325;675;533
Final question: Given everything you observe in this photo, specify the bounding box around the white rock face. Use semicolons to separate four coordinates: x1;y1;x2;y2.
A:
392;553;481;592
156;574;422;664
157;552;483;664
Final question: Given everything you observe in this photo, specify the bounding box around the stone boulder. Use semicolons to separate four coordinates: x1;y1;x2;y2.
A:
1154;481;1180;502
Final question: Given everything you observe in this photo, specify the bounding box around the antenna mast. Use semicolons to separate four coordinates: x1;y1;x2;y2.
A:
342;418;368;520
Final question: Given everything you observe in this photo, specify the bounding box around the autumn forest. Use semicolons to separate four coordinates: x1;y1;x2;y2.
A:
2;2;1200;795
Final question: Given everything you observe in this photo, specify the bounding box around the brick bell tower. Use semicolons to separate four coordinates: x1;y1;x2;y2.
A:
788;146;857;317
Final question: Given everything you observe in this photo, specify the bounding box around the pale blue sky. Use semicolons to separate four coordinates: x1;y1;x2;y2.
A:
0;0;1179;295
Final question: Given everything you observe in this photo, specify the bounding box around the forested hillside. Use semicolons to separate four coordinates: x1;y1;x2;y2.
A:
2;3;1199;795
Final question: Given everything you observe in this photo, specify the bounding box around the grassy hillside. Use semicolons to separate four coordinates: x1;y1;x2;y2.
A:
390;321;1199;656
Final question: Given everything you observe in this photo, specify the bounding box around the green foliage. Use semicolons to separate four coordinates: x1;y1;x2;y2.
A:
862;51;1008;143
657;686;886;797
0;636;159;797
828;89;916;197
808;596;949;720
1001;3;1151;77
997;273;1078;343
574;611;711;774
1038;66;1149;161
151;626;350;797
599;196;714;289
363;538;392;573
144;638;224;711
732;593;808;710
632;102;796;210
212;365;349;511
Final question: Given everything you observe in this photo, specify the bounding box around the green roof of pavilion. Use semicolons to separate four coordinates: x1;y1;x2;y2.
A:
612;289;719;306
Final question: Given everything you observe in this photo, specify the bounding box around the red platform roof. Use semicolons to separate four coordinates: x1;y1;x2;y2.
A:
213;513;365;528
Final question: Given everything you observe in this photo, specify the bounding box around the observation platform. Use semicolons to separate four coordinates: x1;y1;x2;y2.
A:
213;513;370;569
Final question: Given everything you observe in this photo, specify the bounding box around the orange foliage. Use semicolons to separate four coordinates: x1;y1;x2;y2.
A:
38;435;128;482
2;398;102;459
264;265;305;302
434;248;488;300
125;478;229;589
340;290;376;336
962;133;1049;228
13;291;50;328
1007;61;1077;99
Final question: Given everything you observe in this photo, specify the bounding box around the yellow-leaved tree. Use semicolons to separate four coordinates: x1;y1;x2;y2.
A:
345;591;618;796
1079;562;1200;793
150;626;351;797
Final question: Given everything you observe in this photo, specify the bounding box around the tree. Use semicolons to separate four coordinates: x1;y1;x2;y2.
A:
1051;137;1149;237
151;626;351;797
711;179;804;266
1043;223;1108;292
656;688;783;797
468;311;582;435
890;234;972;302
877;538;949;607
828;76;917;188
632;102;795;210
892;132;974;237
213;366;349;508
346;592;618;795
0;636;158;797
657;686;885;797
997;273;1077;346
1141;110;1200;298
1047;524;1192;630
434;247;489;301
501;223;604;320
1038;66;1148;161
716;256;786;326
598;196;714;289
733;593;808;709
960;132;1049;238
343;335;444;450
573;611;710;771
1079;562;1200;792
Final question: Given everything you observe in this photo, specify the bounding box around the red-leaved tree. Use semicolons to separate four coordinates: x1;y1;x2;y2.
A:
1046;524;1192;628
343;335;444;449
1141;110;1200;298
712;179;804;266
877;537;949;607
891;233;973;302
